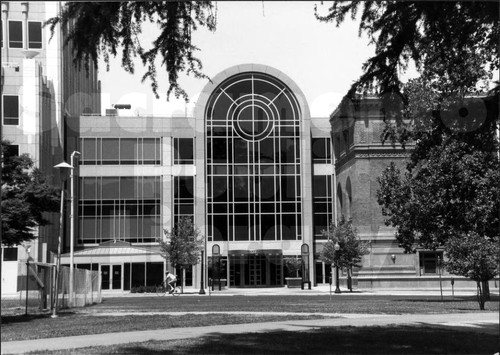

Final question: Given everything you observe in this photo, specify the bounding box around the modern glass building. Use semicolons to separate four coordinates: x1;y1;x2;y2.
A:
64;64;487;292
65;64;335;290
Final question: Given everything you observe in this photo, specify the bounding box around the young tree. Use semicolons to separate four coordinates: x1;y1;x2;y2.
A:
157;217;203;292
320;216;369;279
1;141;60;246
46;1;217;101
283;257;302;278
444;233;499;310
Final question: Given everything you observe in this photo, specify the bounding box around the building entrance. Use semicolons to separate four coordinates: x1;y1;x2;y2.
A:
101;264;122;290
229;250;282;287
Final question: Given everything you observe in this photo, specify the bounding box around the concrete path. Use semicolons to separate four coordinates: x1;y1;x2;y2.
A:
2;312;498;354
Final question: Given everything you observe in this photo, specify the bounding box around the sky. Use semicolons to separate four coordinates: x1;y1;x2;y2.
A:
98;2;389;117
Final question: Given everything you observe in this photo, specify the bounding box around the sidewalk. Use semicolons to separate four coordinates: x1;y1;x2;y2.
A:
2;312;498;354
99;285;499;298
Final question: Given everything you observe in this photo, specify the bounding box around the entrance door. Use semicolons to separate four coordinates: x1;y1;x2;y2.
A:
112;265;122;289
101;265;111;290
101;264;122;290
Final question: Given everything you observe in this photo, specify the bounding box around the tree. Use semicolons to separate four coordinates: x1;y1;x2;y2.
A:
320;216;369;273
1;141;60;246
377;137;499;309
157;217;203;292
377;138;499;252
444;233;499;310
315;1;498;96
46;1;217;101
315;1;499;145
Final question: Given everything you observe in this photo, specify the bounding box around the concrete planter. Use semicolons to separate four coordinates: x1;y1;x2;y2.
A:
285;277;302;288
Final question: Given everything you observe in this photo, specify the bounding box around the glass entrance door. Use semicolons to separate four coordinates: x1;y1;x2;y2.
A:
229;252;282;287
112;265;122;289
101;264;122;290
101;265;111;289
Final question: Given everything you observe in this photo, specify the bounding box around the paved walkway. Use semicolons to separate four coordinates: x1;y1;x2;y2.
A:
2;312;498;354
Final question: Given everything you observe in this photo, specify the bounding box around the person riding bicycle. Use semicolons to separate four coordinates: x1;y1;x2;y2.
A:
164;271;177;294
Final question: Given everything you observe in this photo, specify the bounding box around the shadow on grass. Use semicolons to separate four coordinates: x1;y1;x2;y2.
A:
2;311;76;325
87;325;499;355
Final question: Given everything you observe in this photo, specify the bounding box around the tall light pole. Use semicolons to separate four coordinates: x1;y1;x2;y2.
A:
52;161;72;318
334;242;341;294
69;151;81;307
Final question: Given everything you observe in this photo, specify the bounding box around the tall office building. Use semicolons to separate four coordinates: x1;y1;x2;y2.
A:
1;1;100;295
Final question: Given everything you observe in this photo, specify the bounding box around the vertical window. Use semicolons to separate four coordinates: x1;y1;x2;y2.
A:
8;21;22;48
3;96;20;125
313;175;333;239
1;20;3;48
174;176;194;225
174;138;194;164
312;138;332;164
28;22;42;49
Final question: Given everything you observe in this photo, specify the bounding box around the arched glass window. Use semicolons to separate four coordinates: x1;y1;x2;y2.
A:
206;72;302;242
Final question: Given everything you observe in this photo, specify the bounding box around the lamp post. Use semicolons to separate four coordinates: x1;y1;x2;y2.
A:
52;161;73;318
69;151;80;307
199;249;206;294
25;245;31;316
334;242;341;294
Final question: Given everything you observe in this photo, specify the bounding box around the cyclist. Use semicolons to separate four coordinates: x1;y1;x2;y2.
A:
164;271;177;294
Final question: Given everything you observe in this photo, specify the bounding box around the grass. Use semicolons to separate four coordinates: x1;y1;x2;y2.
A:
2;294;498;342
85;294;500;315
25;325;499;355
1;313;329;342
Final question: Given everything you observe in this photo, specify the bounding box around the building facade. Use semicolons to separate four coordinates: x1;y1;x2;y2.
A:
64;64;340;291
1;1;100;296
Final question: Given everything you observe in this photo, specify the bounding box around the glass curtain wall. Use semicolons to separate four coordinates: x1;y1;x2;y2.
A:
79;176;162;244
206;72;302;243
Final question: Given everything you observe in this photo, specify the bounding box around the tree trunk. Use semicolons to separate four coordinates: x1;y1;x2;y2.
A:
476;281;485;310
481;280;490;301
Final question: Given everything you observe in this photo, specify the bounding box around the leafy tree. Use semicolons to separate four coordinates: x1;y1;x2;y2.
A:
46;1;217;101
1;141;60;246
377;138;499;252
158;217;203;291
316;1;499;146
444;233;499;310
315;1;498;97
320;216;369;271
377;137;499;309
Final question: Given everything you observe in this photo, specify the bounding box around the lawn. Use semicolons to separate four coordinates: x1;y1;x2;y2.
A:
25;325;499;355
2;294;498;342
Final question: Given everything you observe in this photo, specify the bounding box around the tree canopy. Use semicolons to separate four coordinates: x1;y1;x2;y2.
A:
46;1;217;101
158;217;203;270
1;141;60;246
315;1;498;97
316;1;499;146
377;137;499;253
320;216;369;269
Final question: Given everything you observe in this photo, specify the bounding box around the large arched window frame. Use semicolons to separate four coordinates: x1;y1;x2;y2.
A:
205;72;302;242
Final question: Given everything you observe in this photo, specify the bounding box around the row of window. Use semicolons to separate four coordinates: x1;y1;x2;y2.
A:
1;20;42;49
80;137;194;165
80;138;162;165
207;213;302;242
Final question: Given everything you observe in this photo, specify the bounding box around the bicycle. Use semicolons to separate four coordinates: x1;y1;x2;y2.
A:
156;281;181;296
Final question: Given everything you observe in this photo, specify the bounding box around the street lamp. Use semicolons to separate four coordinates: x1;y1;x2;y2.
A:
334;242;341;294
69;151;81;307
52;161;73;318
199;249;206;294
25;245;31;316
